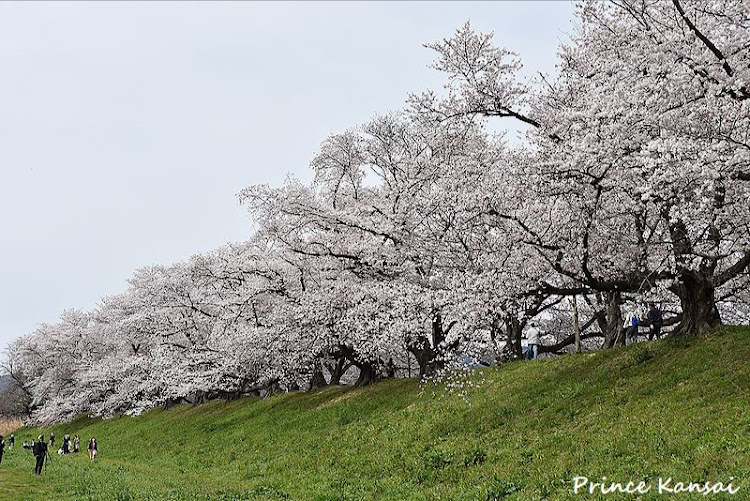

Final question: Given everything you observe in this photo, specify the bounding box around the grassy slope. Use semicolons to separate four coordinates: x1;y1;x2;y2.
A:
1;327;748;500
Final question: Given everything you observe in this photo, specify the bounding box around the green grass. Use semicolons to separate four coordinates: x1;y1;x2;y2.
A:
1;326;749;500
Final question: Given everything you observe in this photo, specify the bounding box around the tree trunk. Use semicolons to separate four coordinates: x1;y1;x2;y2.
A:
406;311;459;377
353;362;379;387
502;315;523;361
326;356;351;386
540;332;604;354
307;363;327;391
407;336;438;379
570;296;581;353
335;344;381;387
263;380;283;397
384;357;396;378
671;272;722;336
601;292;625;348
489;316;503;362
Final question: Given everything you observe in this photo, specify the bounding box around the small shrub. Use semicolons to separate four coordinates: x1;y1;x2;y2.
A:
619;344;656;369
424;448;452;469
518;449;533;466
485;478;522;500
250;485;290;500
464;448;487;467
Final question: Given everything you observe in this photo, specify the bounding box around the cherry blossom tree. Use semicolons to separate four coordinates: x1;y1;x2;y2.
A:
420;3;750;336
240;110;503;377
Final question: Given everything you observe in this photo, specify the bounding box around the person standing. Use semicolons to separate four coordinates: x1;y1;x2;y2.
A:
526;322;541;360
647;302;663;340
62;434;70;454
0;435;5;465
73;435;80;453
623;309;639;344
88;437;98;462
8;434;13;451
49;432;55;449
33;435;48;475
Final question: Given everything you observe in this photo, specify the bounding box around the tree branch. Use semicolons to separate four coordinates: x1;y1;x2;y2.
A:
672;0;733;77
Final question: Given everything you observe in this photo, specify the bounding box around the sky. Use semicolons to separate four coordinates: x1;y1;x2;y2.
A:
0;1;575;351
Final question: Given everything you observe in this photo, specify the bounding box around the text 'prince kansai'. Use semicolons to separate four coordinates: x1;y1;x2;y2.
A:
572;476;740;496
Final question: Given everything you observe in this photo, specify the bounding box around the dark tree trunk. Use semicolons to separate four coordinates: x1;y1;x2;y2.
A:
307;365;327;391
384;357;396;378
489;316;502;357
539;332;604;354
163;397;190;410
263;380;283;397
492;313;522;363
665;211;723;335
334;344;381;387
325;356;351;386
407;335;437;379
601;291;626;349
353;362;379;387
503;314;523;361
406;312;458;378
570;296;582;353
671;272;722;336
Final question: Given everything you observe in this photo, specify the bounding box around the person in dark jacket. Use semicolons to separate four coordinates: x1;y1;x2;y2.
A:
647;302;663;340
62;434;71;454
0;435;5;465
88;437;98;462
33;435;48;475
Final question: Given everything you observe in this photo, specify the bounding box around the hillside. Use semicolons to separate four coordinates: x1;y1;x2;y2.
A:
1;327;748;500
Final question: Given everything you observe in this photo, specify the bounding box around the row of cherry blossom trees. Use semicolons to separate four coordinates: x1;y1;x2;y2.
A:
3;0;748;424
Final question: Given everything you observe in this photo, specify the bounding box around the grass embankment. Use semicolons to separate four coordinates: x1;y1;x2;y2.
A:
1;327;748;500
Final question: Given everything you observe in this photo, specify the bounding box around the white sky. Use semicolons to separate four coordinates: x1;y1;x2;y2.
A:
0;1;574;351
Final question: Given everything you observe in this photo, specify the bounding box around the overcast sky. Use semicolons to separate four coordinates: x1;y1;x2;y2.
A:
0;1;574;351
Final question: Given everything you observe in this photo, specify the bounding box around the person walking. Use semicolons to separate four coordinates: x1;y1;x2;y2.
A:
647;302;663;340
623;308;640;344
73;435;80;453
88;437;98;462
526;322;541;360
33;435;48;475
